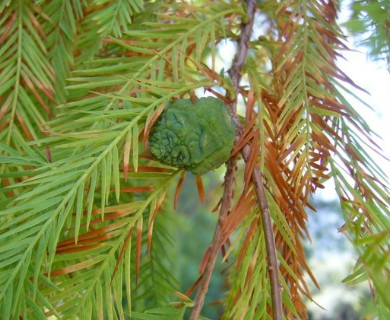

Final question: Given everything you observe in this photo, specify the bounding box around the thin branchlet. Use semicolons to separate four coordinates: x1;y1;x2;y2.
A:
189;156;237;320
190;0;283;319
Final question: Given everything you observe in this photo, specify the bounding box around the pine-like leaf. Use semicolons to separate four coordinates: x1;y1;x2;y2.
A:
0;2;55;150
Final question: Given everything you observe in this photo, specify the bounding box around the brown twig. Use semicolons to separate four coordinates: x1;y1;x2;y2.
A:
230;0;283;316
243;147;283;320
190;0;282;319
228;0;256;99
189;157;237;320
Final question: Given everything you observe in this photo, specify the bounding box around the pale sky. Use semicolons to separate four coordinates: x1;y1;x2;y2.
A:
338;50;390;179
338;0;390;182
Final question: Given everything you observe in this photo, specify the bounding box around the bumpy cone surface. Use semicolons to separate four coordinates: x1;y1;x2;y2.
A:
148;97;236;175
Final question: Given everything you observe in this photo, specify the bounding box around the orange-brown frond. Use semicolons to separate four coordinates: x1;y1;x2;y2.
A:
111;228;134;282
174;171;186;210
243;130;259;193
135;218;143;284
143;102;167;148
196;175;206;204
220;188;257;247
231;115;257;157
123;131;132;181
198;247;211;275
236;216;259;267
118;186;154;193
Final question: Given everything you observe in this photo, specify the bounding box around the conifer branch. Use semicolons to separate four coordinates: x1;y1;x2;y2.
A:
228;0;256;103
189;157;237;320
230;0;282;317
243;149;283;320
191;0;282;318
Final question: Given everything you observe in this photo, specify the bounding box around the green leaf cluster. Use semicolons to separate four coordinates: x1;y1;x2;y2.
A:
0;1;242;319
344;0;390;64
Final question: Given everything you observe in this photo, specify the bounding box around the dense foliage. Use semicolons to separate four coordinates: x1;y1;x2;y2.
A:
0;0;389;319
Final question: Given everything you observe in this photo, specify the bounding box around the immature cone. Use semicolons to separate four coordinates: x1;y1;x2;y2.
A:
148;97;236;175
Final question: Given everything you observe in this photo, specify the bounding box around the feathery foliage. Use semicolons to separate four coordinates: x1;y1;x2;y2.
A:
344;0;390;65
0;0;389;319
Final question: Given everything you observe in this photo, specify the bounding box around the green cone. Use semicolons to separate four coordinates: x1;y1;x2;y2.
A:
149;97;236;175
